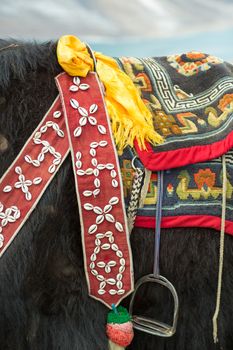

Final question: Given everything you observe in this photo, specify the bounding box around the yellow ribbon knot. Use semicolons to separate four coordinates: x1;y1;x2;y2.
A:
57;35;163;153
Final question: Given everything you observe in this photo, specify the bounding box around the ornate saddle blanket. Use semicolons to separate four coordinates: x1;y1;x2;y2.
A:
116;53;233;235
116;53;233;169
120;146;233;234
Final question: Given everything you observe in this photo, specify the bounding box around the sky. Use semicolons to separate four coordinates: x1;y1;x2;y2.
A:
0;0;233;60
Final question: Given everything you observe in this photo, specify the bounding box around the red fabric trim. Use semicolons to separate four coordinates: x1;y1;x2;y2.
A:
0;97;69;257
134;129;233;171
135;215;233;235
56;72;133;308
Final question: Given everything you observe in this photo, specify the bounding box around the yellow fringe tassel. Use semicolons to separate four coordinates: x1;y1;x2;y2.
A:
57;35;163;154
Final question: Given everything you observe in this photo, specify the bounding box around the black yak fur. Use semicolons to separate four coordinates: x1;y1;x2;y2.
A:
1;39;233;350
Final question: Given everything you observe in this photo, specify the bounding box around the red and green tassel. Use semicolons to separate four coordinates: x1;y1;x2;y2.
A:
106;305;134;349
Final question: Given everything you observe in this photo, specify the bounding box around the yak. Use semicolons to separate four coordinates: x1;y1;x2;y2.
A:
0;39;233;350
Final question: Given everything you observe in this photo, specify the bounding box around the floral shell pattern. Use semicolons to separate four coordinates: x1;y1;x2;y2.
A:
167;51;223;77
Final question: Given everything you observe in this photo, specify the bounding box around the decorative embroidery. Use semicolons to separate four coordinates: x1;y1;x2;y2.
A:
119;146;233;234
205;94;233;127
0;203;20;247
83;197;124;234
75;141;118;198
153;110;182;137
56;72;133;308
69;77;107;138
143;173;158;205
176;168;233;200
0;97;68;256
167;52;223;77
71;101;107;137
117;56;233;148
24;120;64;173
69;76;90;92
166;183;174;197
3;166;42;201
88;229;125;296
121;159;135;197
116;55;233;171
117;56;232;115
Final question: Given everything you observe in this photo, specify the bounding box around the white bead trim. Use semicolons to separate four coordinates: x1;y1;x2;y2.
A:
3;166;42;201
25;120;64;173
75;142;119;198
0;202;21;248
87;230;125;296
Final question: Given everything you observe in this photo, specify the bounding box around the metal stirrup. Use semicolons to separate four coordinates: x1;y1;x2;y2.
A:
129;170;179;337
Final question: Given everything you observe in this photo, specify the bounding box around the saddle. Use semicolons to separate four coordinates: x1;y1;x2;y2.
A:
117;53;233;342
118;54;233;235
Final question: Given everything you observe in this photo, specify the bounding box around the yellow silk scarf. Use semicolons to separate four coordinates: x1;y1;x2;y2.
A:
57;35;163;153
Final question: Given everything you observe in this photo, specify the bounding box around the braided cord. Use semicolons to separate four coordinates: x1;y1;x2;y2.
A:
127;167;144;234
212;154;227;343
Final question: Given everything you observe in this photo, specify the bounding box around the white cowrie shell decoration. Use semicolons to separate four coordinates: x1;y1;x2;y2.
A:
93;206;103;214
69;85;79;92
101;243;110;250
97;275;105;281
97;261;105;268
115;221;124;232
91;269;98;276
53;111;62;118
99;281;106;289
84;203;93;210
90;254;97;261
117;289;125;295
109;289;117;295
73;76;80;85
88;224;97;234
98;125;107;134
70;98;79;109
98;289;106;295
109;197;119;205
107;278;116;285
90;104;98;114
93;189;100;196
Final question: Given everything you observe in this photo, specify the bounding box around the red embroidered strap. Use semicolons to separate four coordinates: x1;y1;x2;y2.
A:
0;97;69;256
56;72;133;308
0;72;134;308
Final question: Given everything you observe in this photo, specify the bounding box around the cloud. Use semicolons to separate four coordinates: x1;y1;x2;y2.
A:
0;0;233;41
